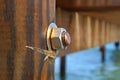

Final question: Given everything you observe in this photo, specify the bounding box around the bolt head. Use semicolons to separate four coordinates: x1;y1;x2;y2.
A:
50;28;71;50
62;32;71;47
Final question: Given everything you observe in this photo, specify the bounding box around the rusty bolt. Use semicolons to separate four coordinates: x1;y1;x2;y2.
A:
50;28;71;50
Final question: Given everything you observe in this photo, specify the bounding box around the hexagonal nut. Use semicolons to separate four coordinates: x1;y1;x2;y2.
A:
50;28;66;50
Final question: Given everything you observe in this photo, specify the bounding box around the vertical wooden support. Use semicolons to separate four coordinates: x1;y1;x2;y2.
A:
114;26;119;49
74;12;81;50
86;16;92;48
91;18;95;47
114;26;116;42
99;20;106;63
115;26;119;42
112;24;115;42
118;26;120;39
79;15;84;50
104;22;107;44
100;46;105;63
117;26;120;40
0;0;55;80
110;24;119;43
110;23;112;43
100;20;106;46
111;24;115;42
115;25;117;42
108;23;111;43
60;56;66;79
67;12;81;52
113;24;116;42
116;26;119;42
106;22;110;43
93;18;100;47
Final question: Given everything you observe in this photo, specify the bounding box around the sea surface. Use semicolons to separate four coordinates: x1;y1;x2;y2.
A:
55;43;120;80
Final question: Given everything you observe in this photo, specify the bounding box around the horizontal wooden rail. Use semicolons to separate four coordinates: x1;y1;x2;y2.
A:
57;0;120;11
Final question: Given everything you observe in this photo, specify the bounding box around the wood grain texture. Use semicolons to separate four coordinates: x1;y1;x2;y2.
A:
92;18;100;47
0;0;55;80
100;20;106;46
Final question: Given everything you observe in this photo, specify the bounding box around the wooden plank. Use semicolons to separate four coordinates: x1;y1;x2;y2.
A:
0;0;55;80
106;22;111;43
110;24;114;42
93;18;100;47
86;16;92;48
100;20;106;46
114;25;118;42
57;0;120;11
74;13;81;50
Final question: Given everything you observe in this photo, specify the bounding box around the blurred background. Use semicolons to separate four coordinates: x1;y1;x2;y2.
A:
55;1;120;79
55;43;120;80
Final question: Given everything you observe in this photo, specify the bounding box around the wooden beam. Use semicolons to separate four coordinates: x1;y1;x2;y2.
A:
60;56;66;78
93;18;100;47
57;0;120;11
106;22;111;43
0;0;55;80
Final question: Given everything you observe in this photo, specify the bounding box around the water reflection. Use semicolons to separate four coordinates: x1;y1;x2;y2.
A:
55;43;120;80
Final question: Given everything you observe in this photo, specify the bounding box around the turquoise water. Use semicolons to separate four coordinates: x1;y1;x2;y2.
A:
55;43;120;80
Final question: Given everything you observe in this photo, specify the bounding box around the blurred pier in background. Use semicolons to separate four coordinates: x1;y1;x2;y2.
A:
56;0;120;80
55;43;120;80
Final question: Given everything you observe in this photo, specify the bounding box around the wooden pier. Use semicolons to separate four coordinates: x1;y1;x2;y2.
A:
0;0;120;80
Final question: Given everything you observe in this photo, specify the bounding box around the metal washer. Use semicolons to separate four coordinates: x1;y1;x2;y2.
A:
47;23;57;51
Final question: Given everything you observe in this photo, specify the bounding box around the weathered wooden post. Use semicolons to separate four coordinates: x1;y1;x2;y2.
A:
70;12;81;51
0;0;56;80
111;24;115;42
100;46;105;63
93;18;100;47
106;22;110;44
86;16;92;49
114;25;119;49
60;56;66;79
115;42;119;49
99;20;106;63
